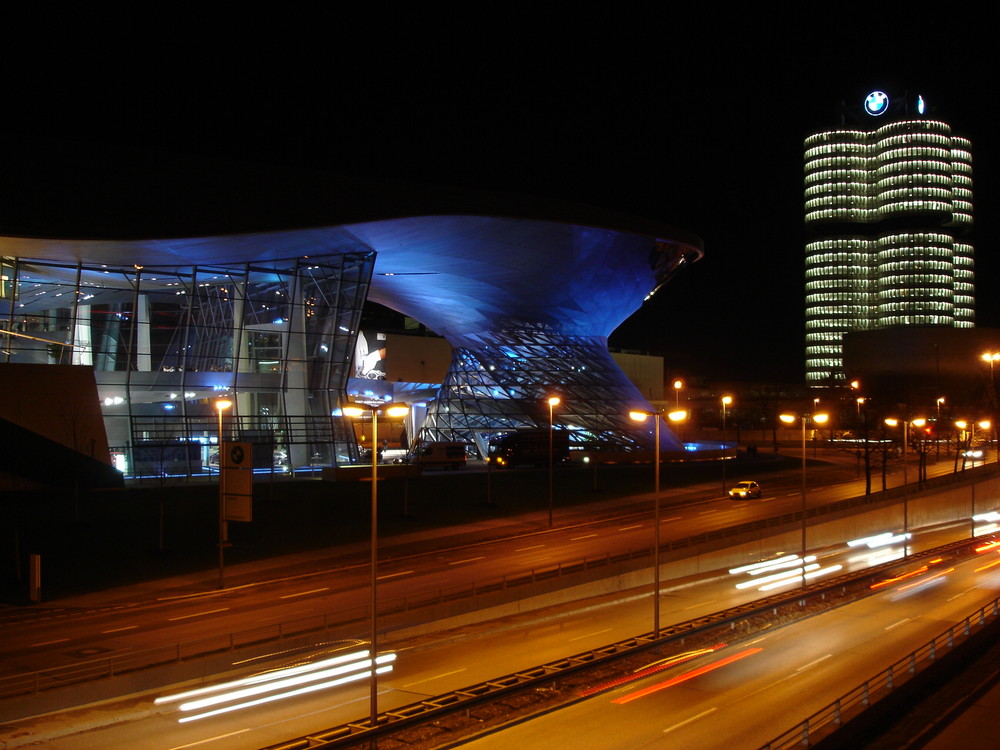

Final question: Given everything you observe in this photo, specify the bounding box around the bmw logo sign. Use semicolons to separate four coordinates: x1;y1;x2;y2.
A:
864;90;889;116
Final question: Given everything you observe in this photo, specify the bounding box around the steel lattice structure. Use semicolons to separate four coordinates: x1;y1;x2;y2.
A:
421;330;661;450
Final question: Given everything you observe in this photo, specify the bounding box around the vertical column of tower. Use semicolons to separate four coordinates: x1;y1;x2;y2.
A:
803;130;873;384
872;121;965;328
951;135;975;326
874;232;955;327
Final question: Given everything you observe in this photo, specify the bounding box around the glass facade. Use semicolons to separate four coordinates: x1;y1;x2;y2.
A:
804;118;975;385
1;253;374;477
420;328;663;456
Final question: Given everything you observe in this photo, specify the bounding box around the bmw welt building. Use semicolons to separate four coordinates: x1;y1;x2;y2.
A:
0;151;702;480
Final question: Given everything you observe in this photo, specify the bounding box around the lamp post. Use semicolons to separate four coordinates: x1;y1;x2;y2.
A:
341;400;409;731
885;416;925;555
547;396;560;528
628;408;685;638
856;397;865;422
981;353;1000;462
215;398;232;590
672;379;683;409
780;411;828;585
936;397;945;461
721;395;733;494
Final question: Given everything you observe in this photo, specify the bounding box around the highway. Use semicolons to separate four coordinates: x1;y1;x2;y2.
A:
461;545;1000;749
0;455;995;747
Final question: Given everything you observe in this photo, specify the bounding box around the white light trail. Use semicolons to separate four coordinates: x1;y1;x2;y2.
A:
735;564;821;589
728;555;801;576
847;532;910;549
758;564;843;592
156;649;397;724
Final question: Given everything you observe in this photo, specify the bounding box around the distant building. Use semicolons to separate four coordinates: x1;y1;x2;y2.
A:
804;89;974;386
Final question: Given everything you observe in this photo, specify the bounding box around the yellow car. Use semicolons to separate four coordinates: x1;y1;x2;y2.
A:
728;480;761;499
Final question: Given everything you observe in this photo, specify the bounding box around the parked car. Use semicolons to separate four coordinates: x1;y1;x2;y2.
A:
728;480;762;499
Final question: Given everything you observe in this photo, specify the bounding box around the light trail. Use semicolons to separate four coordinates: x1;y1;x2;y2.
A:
612;647;763;704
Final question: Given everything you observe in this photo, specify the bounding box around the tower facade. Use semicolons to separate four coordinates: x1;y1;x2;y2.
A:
803;91;974;386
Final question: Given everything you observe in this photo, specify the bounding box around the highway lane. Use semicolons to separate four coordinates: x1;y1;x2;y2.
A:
0;457;989;682
10;530;999;748
461;545;1000;750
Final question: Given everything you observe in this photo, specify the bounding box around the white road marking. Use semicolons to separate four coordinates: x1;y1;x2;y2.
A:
663;707;717;734
571;533;598;541
403;668;468;688
102;625;138;634
661;516;683;523
449;556;486;566
168;608;230;622
515;544;546;551
168;727;250;749
885;618;911;632
618;524;643;531
569;628;613;642
796;653;832;673
377;571;414;581
948;588;972;601
683;600;716;611
30;638;69;647
280;587;330;599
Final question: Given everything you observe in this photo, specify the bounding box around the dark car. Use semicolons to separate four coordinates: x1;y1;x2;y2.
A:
728;480;762;499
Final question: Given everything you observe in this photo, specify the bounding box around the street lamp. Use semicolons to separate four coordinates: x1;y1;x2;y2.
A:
341;400;409;730
780;411;828;585
721;395;733;494
628;407;684;638
215;398;232;590
672;379;683;409
856;397;865;421
547;396;560;528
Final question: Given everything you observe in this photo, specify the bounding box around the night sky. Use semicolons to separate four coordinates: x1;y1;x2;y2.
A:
2;16;996;384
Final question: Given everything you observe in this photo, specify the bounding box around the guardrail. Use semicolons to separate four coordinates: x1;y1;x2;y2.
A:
0;464;993;703
758;596;1000;749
